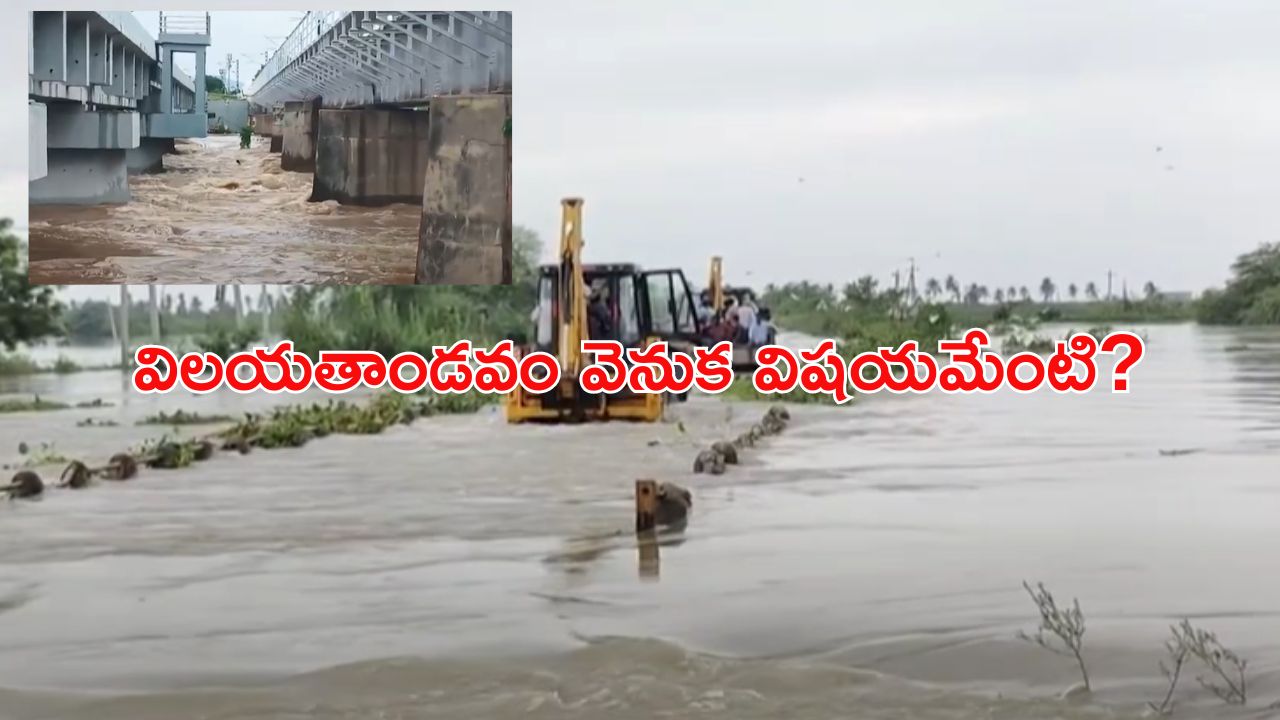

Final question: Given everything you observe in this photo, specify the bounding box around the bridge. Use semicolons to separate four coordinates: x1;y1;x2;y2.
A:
28;11;211;204
247;11;513;284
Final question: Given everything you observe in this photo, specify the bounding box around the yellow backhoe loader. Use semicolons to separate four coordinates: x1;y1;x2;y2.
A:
505;198;705;424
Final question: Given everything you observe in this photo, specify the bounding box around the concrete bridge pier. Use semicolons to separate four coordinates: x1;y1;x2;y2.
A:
310;108;430;205
415;94;512;285
250;112;276;138
126;137;176;174
280;98;321;172
29;106;141;205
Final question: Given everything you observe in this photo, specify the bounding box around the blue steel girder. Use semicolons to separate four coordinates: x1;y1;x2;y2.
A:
248;10;510;108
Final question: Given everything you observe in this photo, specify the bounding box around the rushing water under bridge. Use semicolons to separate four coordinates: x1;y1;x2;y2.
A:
243;10;512;284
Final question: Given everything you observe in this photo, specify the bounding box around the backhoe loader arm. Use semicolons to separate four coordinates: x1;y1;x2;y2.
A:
557;198;588;377
709;256;724;314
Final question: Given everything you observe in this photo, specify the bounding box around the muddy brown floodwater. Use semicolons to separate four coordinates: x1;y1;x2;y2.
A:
1;325;1279;719
27;135;420;284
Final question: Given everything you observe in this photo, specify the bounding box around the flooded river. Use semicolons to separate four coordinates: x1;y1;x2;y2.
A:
27;136;420;285
1;324;1278;718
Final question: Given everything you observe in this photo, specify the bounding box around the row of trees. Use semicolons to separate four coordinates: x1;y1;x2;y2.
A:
758;275;1163;312
1196;243;1280;325
921;276;1162;305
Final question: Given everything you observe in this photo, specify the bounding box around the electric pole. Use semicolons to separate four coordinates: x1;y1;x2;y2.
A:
148;285;161;341
1106;270;1113;301
119;285;131;368
907;257;918;304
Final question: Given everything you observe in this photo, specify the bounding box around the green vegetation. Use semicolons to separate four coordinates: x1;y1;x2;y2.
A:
0;396;71;413
19;443;72;468
1;219;63;351
137;410;235;426
218;391;494;451
194;325;260;357
0;353;86;376
1195;243;1280;325
762;277;954;355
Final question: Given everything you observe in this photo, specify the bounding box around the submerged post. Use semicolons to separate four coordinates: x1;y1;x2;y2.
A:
635;479;658;533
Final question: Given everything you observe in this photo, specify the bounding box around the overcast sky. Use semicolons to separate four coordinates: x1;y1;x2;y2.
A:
13;2;1280;304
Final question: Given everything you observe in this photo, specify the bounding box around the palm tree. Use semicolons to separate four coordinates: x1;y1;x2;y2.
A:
1068;283;1078;301
945;275;960;303
925;277;942;301
977;285;990;304
1039;277;1056;303
842;276;879;305
1143;281;1159;300
1084;282;1099;301
994;288;1006;303
1007;285;1018;301
1019;286;1031;302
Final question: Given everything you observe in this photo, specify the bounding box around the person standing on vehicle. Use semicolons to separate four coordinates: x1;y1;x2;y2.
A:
749;307;776;346
735;299;757;344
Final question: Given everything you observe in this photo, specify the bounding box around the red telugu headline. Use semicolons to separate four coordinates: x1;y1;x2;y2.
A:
130;329;1145;400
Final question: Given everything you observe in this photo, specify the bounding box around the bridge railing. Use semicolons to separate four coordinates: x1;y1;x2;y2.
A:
159;11;210;36
248;11;347;96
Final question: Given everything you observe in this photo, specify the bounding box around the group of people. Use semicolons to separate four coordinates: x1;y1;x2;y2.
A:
698;290;776;346
568;280;777;347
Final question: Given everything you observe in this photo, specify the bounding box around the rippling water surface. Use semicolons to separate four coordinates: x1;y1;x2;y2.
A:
1;324;1277;718
27;135;420;284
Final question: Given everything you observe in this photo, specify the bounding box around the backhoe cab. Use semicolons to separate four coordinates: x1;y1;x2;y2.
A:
504;198;703;424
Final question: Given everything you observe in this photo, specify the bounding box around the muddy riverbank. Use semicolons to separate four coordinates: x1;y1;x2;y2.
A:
1;323;1278;718
27;136;420;284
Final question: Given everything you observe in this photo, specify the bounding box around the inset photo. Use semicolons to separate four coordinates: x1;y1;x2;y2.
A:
27;11;512;285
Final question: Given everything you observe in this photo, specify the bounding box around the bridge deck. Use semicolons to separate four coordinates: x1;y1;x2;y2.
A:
248;11;511;108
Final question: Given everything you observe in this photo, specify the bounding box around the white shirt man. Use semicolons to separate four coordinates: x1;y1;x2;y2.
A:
736;302;757;335
748;317;772;345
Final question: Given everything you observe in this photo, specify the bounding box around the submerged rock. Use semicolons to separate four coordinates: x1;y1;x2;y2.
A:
655;481;692;526
5;471;44;499
711;441;739;465
693;449;726;475
106;453;138;480
60;461;91;489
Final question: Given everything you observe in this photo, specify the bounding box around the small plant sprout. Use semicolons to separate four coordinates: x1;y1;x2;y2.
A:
1147;632;1190;715
1172;619;1247;706
1017;580;1091;693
